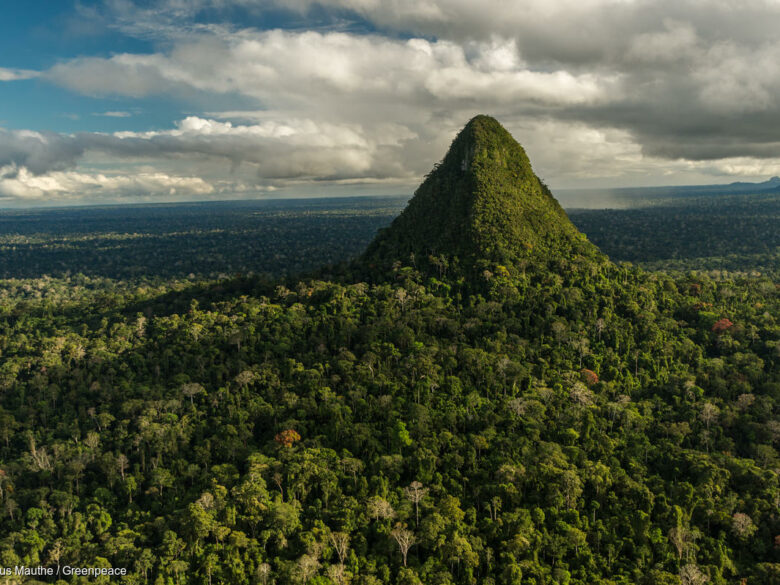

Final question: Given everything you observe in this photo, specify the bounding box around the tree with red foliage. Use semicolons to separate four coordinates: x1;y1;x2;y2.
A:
580;368;599;386
711;318;734;334
274;429;301;448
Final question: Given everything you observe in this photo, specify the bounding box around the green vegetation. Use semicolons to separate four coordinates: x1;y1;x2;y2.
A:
365;115;597;273
0;117;777;585
0;199;402;280
0;188;776;283
569;193;780;278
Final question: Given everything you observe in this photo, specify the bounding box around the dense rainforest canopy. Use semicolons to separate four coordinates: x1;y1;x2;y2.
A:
0;117;777;585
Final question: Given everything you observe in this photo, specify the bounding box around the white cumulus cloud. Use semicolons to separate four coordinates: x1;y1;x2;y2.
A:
45;30;614;110
0;164;217;200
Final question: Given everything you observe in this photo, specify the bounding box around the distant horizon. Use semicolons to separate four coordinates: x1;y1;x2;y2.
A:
1;173;778;212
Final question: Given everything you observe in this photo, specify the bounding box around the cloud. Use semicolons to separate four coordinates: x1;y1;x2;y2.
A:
6;0;780;198
5;110;779;194
626;19;699;63
47;54;177;98
93;111;134;117
36;27;622;186
102;116;405;180
41;2;780;170
0;164;217;200
0;67;39;81
0;128;85;175
45;30;612;109
174;0;780;164
263;0;780;57
697;157;780;178
0;116;419;184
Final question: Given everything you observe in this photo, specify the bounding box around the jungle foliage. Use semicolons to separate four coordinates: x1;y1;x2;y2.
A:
0;117;777;585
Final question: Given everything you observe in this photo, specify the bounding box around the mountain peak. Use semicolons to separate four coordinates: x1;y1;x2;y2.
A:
363;115;599;272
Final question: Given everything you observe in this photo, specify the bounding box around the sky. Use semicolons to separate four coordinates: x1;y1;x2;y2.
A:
3;0;780;206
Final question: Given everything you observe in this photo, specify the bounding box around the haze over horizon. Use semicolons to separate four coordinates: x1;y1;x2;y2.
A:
3;0;780;206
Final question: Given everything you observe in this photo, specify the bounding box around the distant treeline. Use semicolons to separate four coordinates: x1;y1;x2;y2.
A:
0;193;776;280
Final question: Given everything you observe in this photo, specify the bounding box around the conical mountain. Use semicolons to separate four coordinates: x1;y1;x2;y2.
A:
364;115;600;271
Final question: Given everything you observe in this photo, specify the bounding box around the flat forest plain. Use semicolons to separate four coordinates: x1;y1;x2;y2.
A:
0;191;777;282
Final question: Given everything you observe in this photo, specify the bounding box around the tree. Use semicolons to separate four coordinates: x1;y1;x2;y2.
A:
181;382;205;406
234;370;256;388
256;563;272;585
275;429;301;448
561;470;582;509
117;453;128;482
151;467;174;497
669;525;693;562
700;403;719;430
571;382;594;407
47;540;64;570
572;337;590;368
391;525;415;567
327;564;349;585
580;368;599;386
595;317;606;340
732;513;757;540
711;318;733;334
367;496;395;521
405;481;428;526
680;564;708;585
329;531;350;566
296;553;320;583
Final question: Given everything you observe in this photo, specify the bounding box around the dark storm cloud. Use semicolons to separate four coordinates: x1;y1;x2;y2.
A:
0;129;85;174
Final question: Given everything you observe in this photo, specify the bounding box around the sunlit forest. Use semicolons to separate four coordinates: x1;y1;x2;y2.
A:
0;117;777;585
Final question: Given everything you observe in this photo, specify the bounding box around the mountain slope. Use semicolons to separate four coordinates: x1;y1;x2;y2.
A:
364;115;599;269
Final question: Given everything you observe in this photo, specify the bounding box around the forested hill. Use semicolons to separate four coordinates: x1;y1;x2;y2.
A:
0;118;777;585
362;115;600;276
